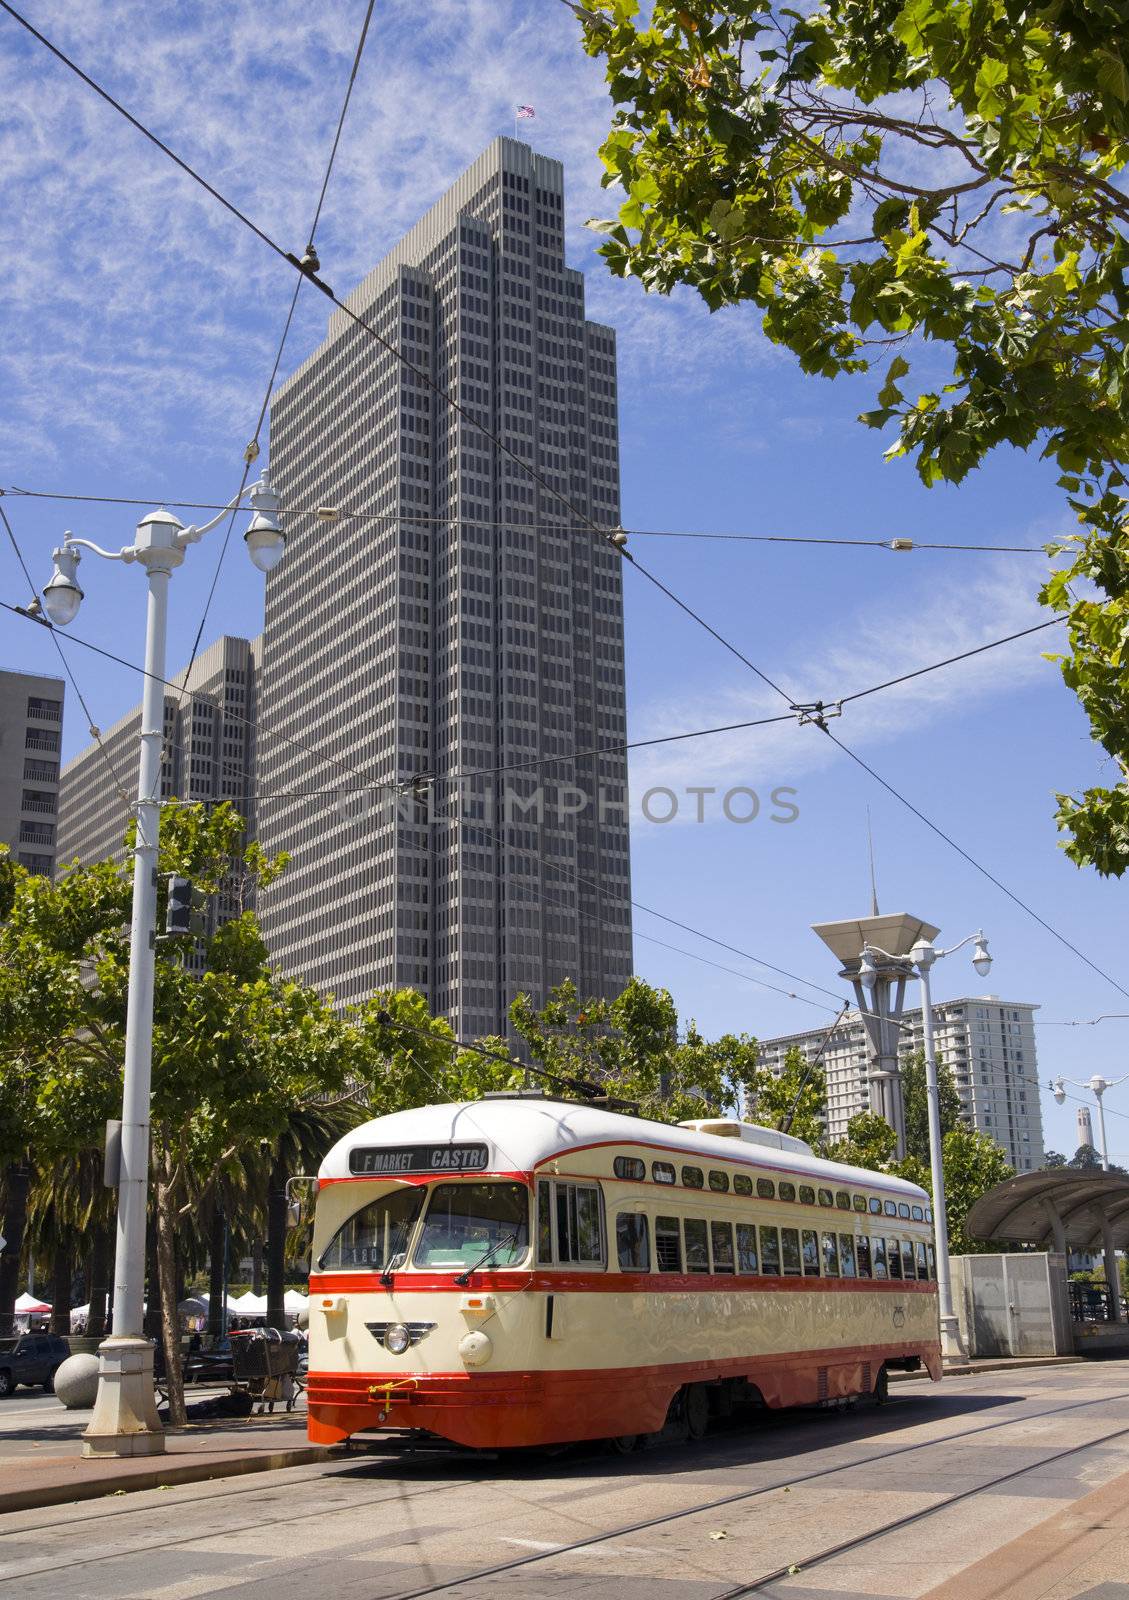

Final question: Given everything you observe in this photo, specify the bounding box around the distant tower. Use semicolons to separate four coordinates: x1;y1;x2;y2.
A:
1077;1104;1095;1150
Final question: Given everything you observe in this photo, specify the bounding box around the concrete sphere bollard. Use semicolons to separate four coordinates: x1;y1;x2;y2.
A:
53;1352;101;1409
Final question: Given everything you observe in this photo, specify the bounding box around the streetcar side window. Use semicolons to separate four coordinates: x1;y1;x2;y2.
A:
852;1195;868;1214
711;1221;735;1274
779;1181;796;1203
818;1188;834;1208
799;1185;815;1205
736;1223;759;1274
856;1236;873;1278
884;1201;898;1217
734;1174;753;1197
802;1229;820;1276
652;1161;676;1185
759;1225;781;1275
872;1237;888;1278
613;1157;646;1182
838;1234;857;1277
656;1216;682;1272
757;1178;775;1199
616;1213;650;1272
835;1191;851;1212
709;1170;729;1193
869;1197;882;1215
684;1218;710;1272
683;1166;704;1190
911;1205;924;1222
916;1241;928;1278
821;1231;840;1277
781;1227;802;1276
901;1239;916;1279
552;1182;605;1267
927;1244;937;1279
886;1237;903;1279
898;1202;911;1220
537;1181;552;1265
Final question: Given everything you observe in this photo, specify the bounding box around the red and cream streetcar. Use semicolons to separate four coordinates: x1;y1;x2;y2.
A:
306;1095;940;1450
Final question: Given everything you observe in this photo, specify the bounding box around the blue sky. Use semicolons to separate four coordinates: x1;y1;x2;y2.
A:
2;1;1126;1163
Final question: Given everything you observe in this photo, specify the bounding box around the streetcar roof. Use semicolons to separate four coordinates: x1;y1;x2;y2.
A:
318;1098;929;1201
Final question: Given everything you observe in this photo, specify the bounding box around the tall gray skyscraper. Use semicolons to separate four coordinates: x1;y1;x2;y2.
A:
261;139;633;1037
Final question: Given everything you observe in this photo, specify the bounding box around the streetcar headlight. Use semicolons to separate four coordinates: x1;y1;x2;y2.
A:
384;1323;411;1355
458;1330;493;1367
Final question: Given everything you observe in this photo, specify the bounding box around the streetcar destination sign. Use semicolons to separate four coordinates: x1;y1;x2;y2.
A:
348;1142;490;1176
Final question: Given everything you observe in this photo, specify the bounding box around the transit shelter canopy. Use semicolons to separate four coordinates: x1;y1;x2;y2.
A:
965;1169;1129;1252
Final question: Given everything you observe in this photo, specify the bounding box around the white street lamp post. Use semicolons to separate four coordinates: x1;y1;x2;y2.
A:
1051;1073;1129;1171
861;929;992;1366
40;478;284;1457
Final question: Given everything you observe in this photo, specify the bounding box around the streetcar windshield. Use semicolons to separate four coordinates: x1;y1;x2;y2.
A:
412;1182;530;1270
317;1185;424;1270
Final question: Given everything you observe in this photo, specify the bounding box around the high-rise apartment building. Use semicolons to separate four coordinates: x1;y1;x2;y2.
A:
0;668;66;877
260;139;633;1036
57;636;260;932
757;995;1045;1172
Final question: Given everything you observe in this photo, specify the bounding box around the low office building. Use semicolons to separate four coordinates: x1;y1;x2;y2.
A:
757;995;1044;1172
57;635;260;930
0;668;66;877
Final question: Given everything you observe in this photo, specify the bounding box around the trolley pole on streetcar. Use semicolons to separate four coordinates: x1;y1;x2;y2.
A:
860;929;993;1366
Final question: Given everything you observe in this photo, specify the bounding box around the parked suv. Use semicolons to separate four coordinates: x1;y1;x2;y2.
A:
0;1333;70;1395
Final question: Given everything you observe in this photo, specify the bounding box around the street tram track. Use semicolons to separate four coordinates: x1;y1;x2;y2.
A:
2;1386;1128;1588
378;1394;1129;1600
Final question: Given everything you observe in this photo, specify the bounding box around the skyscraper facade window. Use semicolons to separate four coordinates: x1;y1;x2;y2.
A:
261;140;633;1036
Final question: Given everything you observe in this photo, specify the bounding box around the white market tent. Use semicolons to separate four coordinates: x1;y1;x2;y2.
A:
14;1294;50;1314
283;1290;308;1313
231;1291;267;1315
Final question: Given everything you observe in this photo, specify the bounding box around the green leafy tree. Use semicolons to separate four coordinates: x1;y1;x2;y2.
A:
1042;1149;1068;1168
900;1049;964;1166
934;1126;1015;1253
0;806;370;1421
509;977;759;1121
825;1110;899;1170
574;0;1129;871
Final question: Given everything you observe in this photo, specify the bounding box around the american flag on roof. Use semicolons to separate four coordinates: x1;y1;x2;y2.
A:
516;104;535;119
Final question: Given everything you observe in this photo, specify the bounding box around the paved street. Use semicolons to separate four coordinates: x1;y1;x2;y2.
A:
3;1363;1129;1600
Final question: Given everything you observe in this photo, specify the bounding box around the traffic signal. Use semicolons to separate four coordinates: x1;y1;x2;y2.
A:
165;876;206;937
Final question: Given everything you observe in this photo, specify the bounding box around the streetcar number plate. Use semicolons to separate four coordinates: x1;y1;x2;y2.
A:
349;1142;490;1175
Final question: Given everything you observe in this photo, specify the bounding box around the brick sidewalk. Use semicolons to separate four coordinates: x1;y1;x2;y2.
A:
0;1411;333;1514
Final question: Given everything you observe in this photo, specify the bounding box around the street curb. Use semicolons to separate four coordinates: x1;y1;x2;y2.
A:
891;1355;1085;1382
0;1444;336;1515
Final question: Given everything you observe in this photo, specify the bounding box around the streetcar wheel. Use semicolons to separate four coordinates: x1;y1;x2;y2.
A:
605;1434;638;1455
873;1366;890;1406
683;1384;710;1441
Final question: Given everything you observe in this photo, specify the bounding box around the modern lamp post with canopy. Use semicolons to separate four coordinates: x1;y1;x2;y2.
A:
858;930;993;1365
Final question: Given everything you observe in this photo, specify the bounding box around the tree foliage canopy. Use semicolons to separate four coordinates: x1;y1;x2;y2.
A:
574;0;1129;872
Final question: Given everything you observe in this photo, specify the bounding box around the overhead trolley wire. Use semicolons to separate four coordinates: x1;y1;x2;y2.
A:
0;490;1050;552
816;725;1129;1003
0;2;802;709
4;4;1114;1010
171;0;378;713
